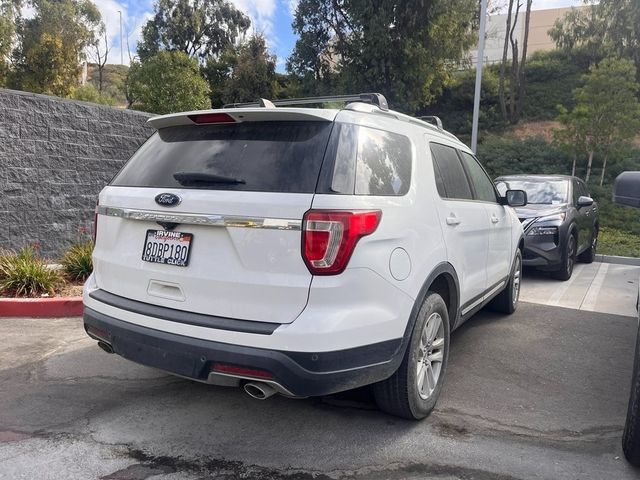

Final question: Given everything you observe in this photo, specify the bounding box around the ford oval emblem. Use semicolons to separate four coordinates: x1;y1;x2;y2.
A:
155;193;181;207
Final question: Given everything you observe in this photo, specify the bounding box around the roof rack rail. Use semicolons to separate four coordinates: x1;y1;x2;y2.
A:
223;93;389;111
418;116;444;131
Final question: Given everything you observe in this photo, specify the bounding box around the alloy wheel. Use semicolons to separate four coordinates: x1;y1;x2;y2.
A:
567;237;575;276
416;312;445;400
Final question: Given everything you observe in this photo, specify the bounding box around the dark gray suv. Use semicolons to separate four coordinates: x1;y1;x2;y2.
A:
495;175;599;281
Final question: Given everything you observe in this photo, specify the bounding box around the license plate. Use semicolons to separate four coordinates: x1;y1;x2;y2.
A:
142;230;193;267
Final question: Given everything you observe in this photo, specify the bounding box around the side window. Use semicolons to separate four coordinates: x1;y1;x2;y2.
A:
354;126;412;196
459;151;497;203
572;179;580;205
326;123;412;196
430;143;473;200
578;180;589;198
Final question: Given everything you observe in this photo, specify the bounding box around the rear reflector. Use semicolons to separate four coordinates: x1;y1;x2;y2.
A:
92;200;99;243
302;210;382;275
211;362;274;380
187;113;236;124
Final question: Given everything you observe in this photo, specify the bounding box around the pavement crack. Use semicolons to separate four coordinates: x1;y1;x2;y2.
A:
436;408;623;443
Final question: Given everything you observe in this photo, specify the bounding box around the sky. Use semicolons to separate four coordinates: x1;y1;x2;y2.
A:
88;0;586;71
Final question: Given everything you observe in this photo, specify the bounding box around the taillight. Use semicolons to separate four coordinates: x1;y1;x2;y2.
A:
92;200;99;243
187;113;236;124
302;210;382;275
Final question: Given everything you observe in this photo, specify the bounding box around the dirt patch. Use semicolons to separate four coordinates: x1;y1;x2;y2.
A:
508;120;640;147
508;121;561;142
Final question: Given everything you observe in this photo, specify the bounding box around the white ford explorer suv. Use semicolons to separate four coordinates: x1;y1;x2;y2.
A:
83;93;526;419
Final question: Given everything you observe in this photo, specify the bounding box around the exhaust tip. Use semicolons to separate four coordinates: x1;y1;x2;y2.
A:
244;382;276;400
97;341;114;354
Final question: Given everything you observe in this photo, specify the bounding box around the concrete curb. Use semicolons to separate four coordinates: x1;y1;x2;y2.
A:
0;297;83;318
595;254;640;266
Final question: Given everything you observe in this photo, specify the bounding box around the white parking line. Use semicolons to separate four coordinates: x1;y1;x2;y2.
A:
580;262;610;311
547;264;585;306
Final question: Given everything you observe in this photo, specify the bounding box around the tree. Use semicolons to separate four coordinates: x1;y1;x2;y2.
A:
550;0;640;79
137;0;250;63
286;0;339;96
202;44;235;107
498;0;533;124
88;23;109;92
0;0;21;86
287;0;477;113
221;34;278;105
128;50;211;114
554;104;587;177
556;58;640;184
12;0;101;96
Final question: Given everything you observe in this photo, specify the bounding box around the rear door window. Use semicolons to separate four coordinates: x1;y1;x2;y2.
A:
430;143;473;200
321;123;412;196
459;151;497;203
111;121;333;193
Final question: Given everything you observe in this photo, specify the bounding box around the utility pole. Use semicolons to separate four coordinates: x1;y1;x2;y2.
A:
118;10;123;65
471;0;488;154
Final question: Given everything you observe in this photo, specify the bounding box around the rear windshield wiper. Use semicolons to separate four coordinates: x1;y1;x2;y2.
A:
173;171;246;186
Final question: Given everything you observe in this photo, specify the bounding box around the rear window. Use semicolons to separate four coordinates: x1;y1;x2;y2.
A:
111;121;333;193
320;123;412;196
430;143;473;200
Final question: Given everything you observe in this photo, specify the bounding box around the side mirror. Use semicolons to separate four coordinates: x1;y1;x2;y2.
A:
577;196;594;207
504;189;527;207
613;172;640;208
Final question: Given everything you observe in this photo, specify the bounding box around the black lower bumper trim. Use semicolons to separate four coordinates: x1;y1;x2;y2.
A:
89;289;279;335
83;306;403;397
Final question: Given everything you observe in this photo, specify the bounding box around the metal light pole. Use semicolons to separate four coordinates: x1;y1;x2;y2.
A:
471;0;488;154
118;10;123;65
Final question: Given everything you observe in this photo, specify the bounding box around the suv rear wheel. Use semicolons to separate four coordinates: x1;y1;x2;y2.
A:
373;292;450;419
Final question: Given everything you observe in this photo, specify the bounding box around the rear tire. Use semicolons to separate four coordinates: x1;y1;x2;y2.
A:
490;249;522;314
373;292;450;420
578;228;598;264
552;233;576;281
623;322;640;466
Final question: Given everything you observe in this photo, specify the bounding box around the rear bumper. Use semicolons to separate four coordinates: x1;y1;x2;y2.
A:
83;306;404;397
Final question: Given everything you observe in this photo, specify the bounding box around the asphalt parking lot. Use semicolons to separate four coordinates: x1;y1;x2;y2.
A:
1;263;639;479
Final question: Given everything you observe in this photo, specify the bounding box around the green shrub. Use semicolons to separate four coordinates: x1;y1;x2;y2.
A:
523;50;586;121
71;84;117;106
598;227;640;258
421;67;505;136
60;241;94;281
477;136;571;179
590;185;640;236
0;247;62;297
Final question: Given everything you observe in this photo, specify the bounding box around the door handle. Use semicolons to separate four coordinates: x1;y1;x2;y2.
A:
491;215;499;224
446;215;461;226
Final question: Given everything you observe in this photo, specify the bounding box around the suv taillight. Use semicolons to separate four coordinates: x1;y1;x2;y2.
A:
302;210;382;275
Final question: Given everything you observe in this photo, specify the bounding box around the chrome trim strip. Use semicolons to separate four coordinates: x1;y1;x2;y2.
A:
97;206;302;231
483;281;506;301
461;297;484;316
461;280;506;316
